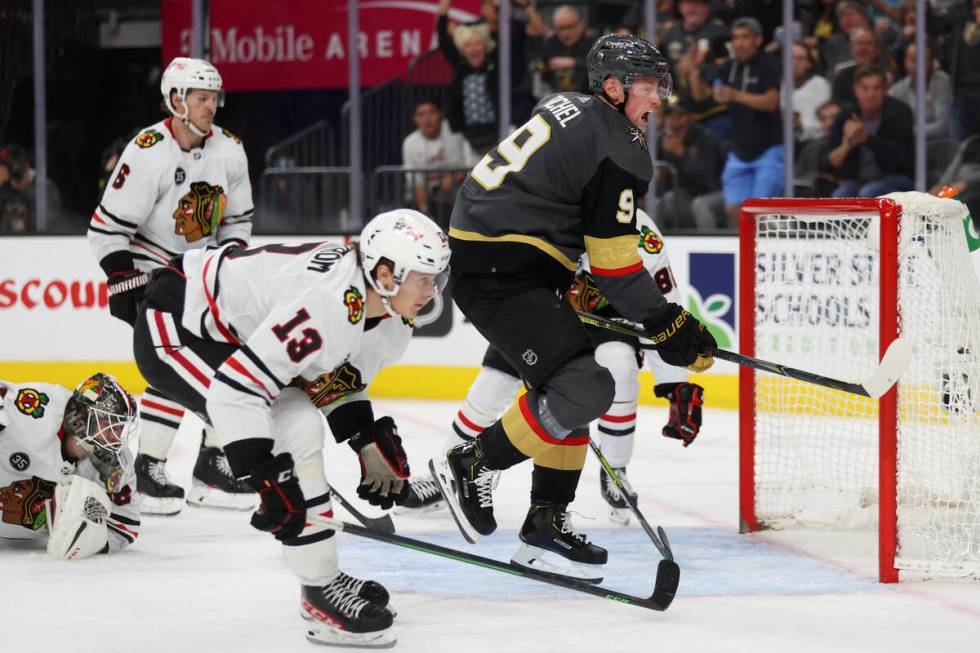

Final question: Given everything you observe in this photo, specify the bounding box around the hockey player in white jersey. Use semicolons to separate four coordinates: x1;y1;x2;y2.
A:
87;57;255;515
426;209;705;529
0;374;140;560
131;209;450;647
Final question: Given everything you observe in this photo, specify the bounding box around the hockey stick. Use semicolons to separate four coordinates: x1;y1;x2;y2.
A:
589;439;673;562
310;514;680;612
576;311;912;399
328;486;396;534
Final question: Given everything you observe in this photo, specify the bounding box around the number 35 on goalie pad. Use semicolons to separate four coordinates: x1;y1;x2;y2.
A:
46;476;111;560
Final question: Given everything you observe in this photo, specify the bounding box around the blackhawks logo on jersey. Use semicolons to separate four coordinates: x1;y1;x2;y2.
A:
135;129;164;149
639;226;663;255
14;388;48;419
294;362;366;409
0;476;55;529
344;287;364;324
221;128;241;144
172;181;227;243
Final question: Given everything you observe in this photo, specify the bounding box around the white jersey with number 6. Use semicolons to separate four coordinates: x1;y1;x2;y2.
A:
88;117;253;271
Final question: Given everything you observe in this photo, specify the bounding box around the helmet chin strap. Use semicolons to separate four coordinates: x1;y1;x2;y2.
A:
172;95;209;138
600;87;629;115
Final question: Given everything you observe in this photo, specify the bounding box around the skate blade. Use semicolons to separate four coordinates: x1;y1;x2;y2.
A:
393;499;446;515
137;494;183;516
186;481;257;511
511;544;605;584
428;457;480;544
306;624;396;649
608;507;631;526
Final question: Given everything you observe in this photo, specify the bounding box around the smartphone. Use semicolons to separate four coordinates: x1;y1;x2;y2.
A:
697;38;709;52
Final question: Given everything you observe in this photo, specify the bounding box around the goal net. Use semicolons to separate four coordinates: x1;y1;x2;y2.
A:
739;192;980;582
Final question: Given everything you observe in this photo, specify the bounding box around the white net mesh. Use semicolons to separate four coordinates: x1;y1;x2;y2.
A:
750;192;980;577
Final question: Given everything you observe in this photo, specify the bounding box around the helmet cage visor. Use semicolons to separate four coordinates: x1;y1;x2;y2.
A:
74;403;138;493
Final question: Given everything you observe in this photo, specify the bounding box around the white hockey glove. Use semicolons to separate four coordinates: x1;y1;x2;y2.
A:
46;475;111;561
348;417;411;510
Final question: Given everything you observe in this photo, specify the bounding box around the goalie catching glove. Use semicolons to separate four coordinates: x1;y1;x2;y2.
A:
244;452;306;541
655;382;705;447
46;475;111;560
644;304;716;372
348;416;410;510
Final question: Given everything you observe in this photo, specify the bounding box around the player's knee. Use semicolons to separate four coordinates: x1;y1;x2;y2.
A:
545;357;615;428
271;388;326;464
594;341;640;402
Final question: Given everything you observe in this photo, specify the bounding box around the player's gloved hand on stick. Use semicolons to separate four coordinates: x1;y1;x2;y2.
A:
655;382;705;447
348;416;410;510
106;269;149;326
244;452;306;541
643;303;716;372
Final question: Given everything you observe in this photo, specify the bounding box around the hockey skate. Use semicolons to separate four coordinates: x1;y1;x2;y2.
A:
428;439;498;543
394;475;445;514
300;571;396;620
302;574;396;648
186;444;257;511
135;453;185;516
511;501;608;583
600;467;632;525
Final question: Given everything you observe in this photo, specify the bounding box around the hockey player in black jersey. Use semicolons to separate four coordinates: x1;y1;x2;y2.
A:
430;34;717;582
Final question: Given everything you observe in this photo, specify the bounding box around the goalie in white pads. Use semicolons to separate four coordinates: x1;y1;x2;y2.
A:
426;209;705;531
0;374;140;560
131;209;451;648
87;56;256;515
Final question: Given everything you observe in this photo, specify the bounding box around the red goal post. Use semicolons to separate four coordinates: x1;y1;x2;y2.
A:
738;194;980;583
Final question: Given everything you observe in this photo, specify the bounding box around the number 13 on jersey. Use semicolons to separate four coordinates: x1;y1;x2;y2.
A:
471;115;552;190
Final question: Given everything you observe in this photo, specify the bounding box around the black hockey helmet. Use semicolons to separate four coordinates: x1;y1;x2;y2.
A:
587;34;672;98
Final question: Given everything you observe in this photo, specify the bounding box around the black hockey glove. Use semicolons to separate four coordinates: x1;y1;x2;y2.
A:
644;304;716;372
655;382;705;447
348;416;410;510
244;452;306;541
107;269;149;327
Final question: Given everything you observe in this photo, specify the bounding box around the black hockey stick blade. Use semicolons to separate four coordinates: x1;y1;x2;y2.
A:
313;515;679;612
328;487;396;534
588;439;673;561
576;311;911;399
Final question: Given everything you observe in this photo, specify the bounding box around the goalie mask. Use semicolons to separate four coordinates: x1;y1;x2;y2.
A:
62;374;138;493
358;209;451;313
161;57;224;138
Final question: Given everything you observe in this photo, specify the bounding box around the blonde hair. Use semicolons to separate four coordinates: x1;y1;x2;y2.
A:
452;23;495;54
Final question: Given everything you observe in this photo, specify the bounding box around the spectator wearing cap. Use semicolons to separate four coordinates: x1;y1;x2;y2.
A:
0;145;63;233
888;43;952;140
692;17;783;227
656;96;725;229
536;5;593;95
402;99;467;229
660;0;731;141
823;65;914;197
831;27;884;105
785;41;832;142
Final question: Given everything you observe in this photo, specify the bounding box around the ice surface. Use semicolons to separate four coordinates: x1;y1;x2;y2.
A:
2;400;978;653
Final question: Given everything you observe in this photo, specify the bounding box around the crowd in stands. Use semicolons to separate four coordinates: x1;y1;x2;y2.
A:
404;0;980;231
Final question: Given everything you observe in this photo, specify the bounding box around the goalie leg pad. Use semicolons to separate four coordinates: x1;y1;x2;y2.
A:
47;476;111;561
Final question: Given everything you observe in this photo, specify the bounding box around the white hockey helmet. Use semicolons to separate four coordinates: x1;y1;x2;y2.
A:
161;57;224;136
359;209;451;300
